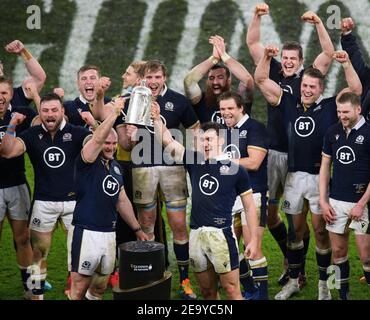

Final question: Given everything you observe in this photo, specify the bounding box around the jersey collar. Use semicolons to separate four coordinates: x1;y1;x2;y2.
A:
345;116;366;133
79;95;89;105
300;95;324;111
234;113;249;129
159;84;168;97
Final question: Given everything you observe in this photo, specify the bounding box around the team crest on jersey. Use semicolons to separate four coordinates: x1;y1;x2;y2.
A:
102;175;120;196
114;166;121;175
294;116;315;137
239;130;247;138
336;146;356;164
43;146;66;168
199;174;219;196
164;102;174;111
211;111;225;125
355;135;364;144
62;133;72;142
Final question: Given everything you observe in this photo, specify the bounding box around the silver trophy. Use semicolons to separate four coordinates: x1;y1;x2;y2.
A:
125;80;152;127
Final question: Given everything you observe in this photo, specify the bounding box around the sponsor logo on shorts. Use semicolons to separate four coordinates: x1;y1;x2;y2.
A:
199;174;219;196
135;190;142;199
190;258;195;268
294;116;315;137
81;261;91;270
282;200;290;209
32;218;41;227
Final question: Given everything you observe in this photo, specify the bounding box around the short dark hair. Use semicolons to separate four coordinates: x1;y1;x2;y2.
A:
144;60;168;77
77;64;101;78
282;41;303;61
337;91;361;107
201;121;226;137
40;92;64;106
302;67;325;87
209;63;231;78
0;76;13;88
217;91;244;109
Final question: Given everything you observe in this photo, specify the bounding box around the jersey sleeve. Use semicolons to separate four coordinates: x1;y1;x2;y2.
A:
247;121;269;151
180;98;199;128
322;127;333;157
236;166;253;196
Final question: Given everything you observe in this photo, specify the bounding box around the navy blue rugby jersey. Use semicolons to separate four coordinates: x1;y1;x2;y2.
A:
193;92;253;125
277;92;338;174
17;121;91;201
183;150;252;229
0;105;36;188
11;86;33;107
267;59;305;153
72;154;124;232
322;118;370;203
131;86;199;168
224;114;268;193
64;96;111;127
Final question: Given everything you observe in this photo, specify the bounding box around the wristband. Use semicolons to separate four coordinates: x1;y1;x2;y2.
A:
221;52;231;62
208;55;219;65
6;130;15;137
7;124;16;129
20;48;33;61
133;226;142;233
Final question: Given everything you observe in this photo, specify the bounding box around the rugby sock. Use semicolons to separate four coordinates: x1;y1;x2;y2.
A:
301;235;310;276
31;265;46;297
335;257;350;300
239;256;258;293
18;265;31;291
249;257;269;299
287;241;304;279
363;265;370;286
85;289;102;300
316;247;332;281
269;221;288;258
173;240;189;283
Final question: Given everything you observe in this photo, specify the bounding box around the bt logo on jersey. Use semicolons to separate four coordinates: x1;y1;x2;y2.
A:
294;116;315;137
199;174;219;196
102;175;120;196
336;146;356;164
43;147;66;168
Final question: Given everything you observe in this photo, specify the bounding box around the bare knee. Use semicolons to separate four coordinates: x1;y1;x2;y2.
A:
200;286;218;300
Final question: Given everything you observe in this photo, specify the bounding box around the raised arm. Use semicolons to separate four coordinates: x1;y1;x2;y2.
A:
333;50;362;96
183;38;221;105
210;35;254;92
302;11;334;75
340;18;370;84
0;112;27;158
24;80;41;112
81;97;124;163
116;188;148;241
254;45;283;106
151;101;185;162
90;76;113;121
246;3;269;66
5;40;46;93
